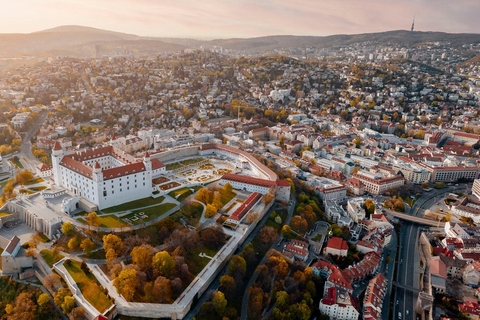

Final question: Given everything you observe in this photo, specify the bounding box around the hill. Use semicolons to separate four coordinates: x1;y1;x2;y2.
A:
0;26;479;57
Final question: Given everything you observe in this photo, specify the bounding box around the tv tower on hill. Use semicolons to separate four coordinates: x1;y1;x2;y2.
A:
411;15;415;32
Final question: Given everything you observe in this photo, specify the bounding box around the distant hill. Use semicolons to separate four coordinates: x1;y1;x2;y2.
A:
0;25;479;57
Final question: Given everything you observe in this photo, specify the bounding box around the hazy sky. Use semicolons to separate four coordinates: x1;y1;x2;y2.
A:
1;0;479;38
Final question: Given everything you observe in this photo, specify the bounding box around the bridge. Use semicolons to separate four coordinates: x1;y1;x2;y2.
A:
384;209;445;227
392;281;422;293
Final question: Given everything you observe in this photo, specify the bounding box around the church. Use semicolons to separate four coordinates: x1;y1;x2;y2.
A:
51;142;165;210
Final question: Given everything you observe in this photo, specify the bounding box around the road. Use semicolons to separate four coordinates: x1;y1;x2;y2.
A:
393;185;468;320
19;111;48;172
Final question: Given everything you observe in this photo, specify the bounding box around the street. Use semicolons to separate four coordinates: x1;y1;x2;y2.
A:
392;185;468;319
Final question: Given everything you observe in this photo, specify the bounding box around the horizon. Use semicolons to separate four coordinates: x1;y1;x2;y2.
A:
1;0;480;38
1;24;480;41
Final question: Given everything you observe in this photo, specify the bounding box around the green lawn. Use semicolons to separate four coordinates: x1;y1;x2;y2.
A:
168;187;202;202
40;249;64;267
0;212;12;217
81;249;106;260
186;244;222;275
166;158;204;170
123;203;177;225
101;196;165;213
77;214;129;228
64;259;112;313
170;202;204;226
10;158;23;169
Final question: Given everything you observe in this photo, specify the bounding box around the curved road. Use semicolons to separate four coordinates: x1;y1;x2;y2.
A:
19;111;48;172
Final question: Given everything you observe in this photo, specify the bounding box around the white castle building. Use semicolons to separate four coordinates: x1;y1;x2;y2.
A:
52;142;165;210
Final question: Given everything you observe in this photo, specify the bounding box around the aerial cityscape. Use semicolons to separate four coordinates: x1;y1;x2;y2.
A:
0;2;480;320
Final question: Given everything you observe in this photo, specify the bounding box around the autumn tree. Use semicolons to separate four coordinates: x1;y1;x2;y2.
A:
103;234;124;257
228;255;246;281
113;269;138;301
15;169;33;185
364;199;375;217
195;188;213;205
69;307;85;320
6;292;37;320
152;251;176;278
222;182;233;195
245;211;258;223
54;288;73;312
44;273;62;292
151;276;173;303
85;212;100;228
204;203;217;218
80;238;95;256
68;236;81;250
275;290;289;310
62;295;76;314
219;275;236;299
131;244;154;271
259;226;277;244
62;222;75;236
213;291;227;316
266;251;289;279
281;225;291;238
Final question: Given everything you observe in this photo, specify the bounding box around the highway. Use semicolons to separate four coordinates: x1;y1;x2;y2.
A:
393;185;468;320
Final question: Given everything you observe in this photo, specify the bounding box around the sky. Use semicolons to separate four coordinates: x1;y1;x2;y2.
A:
1;0;479;39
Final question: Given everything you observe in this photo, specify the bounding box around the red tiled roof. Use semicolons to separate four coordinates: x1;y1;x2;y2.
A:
221;173;276;188
53;141;62;150
229;192;261;221
327;237;349;251
152;158;165;170
4;236;20;255
102;162;145;180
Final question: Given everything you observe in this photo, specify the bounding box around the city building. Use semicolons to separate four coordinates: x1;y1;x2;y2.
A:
353;170;404;195
52;143;165;210
324;237;349;257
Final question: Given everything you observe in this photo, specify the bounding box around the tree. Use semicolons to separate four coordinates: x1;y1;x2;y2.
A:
204;203;217;218
285;178;295;194
7;292;37;320
228;255;247;279
152;276;173;303
195;188;213;204
262;192;275;205
259;226;277;244
246;211;258;223
103;234;123;256
275;290;289;310
422;182;430;189
131;244;154;271
213;291;227;316
222;182;233;195
44;273;62;292
152;251;176;277
290;215;308;233
281;225;291;238
62;222;75;236
69;307;85;320
15;169;33;185
266;253;289;279
54;288;72;309
37;293;50;308
68;236;80;250
288;302;311;320
80;238;95;256
219;275;236;298
86;212;100;228
365;199;375;216
61;295;76;314
113;269;138;301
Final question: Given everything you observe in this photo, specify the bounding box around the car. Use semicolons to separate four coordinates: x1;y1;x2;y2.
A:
398;312;402;319
396;300;399;305
406;310;409;316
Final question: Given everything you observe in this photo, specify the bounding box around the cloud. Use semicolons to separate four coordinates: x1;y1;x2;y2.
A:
0;0;479;37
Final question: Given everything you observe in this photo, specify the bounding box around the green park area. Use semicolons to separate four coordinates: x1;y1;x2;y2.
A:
166;157;204;170
122;202;177;225
168;186;202;202
64;259;112;313
24;178;44;185
10;157;23;169
40;249;64;267
101;196;165;213
77;214;129;229
170;202;204;226
186;244;221;275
